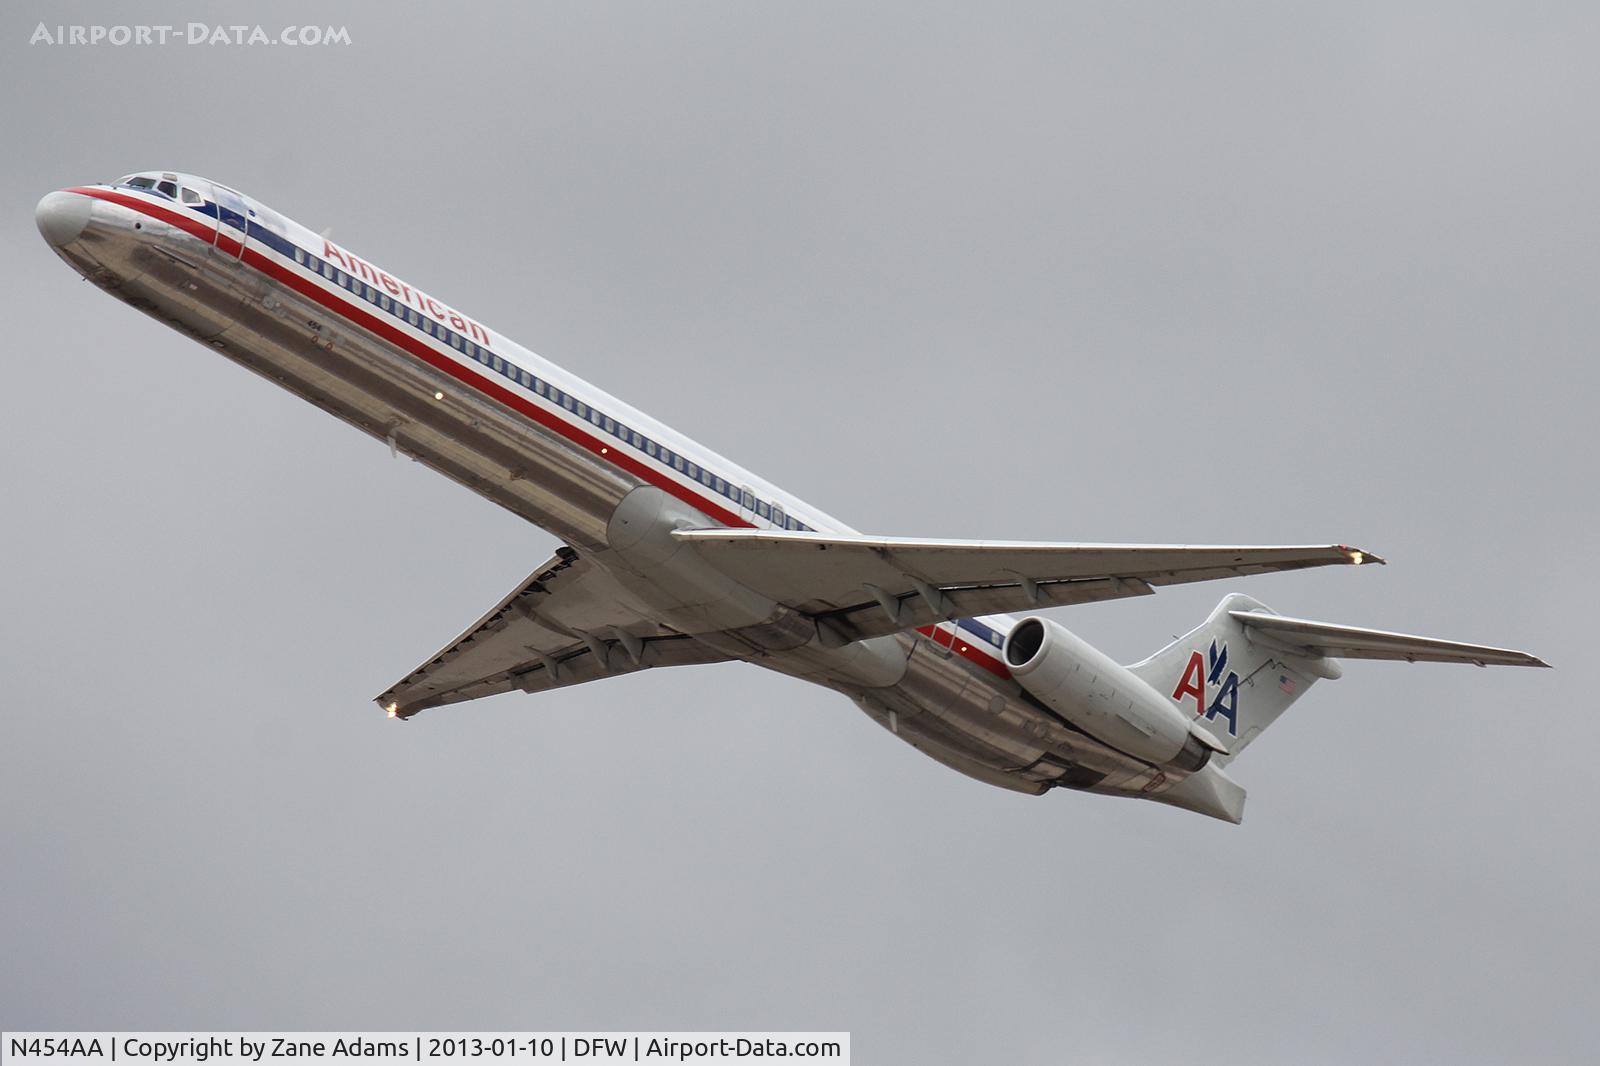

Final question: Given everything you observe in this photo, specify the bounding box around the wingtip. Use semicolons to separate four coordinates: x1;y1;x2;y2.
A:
373;695;414;720
1337;545;1386;566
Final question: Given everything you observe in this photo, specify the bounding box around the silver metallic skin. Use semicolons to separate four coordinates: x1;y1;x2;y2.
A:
36;190;94;248
60;175;1489;823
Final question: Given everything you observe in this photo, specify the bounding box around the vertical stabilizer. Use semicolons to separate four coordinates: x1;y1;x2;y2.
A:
1125;593;1339;761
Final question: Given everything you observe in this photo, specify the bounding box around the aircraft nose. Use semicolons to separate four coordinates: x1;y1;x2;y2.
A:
36;190;93;248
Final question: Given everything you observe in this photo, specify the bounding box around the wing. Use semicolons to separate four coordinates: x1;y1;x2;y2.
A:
376;546;732;718
672;529;1381;645
1228;610;1550;667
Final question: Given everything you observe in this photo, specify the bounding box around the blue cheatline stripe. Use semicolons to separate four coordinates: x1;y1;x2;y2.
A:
98;183;1013;670
125;182;796;530
257;217;819;535
956;618;1006;648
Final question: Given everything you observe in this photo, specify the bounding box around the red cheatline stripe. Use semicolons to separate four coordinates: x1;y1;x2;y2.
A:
67;185;748;528
70;186;218;244
64;187;1014;677
916;624;1010;677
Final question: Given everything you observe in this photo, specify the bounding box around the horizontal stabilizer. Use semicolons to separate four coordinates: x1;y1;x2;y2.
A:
673;528;1381;644
1229;610;1550;667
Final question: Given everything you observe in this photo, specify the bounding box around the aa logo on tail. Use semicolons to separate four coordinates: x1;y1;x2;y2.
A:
1171;639;1239;735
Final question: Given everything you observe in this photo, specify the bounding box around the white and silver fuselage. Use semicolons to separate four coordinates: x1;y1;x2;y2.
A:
37;174;1186;806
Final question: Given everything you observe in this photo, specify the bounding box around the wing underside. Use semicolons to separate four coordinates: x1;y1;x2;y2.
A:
672;530;1381;644
376;547;731;718
379;532;1389;717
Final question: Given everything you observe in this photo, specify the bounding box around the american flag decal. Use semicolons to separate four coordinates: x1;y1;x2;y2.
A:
1279;674;1297;695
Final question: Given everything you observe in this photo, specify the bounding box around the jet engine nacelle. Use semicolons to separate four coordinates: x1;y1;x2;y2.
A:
1003;616;1225;772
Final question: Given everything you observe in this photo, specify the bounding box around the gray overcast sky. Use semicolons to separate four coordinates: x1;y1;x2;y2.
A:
2;2;1595;1061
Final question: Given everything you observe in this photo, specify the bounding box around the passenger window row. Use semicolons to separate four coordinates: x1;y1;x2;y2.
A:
286;244;809;531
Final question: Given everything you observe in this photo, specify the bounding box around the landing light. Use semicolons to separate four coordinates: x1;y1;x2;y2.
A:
385;702;399;718
433;391;444;400
1349;550;1366;565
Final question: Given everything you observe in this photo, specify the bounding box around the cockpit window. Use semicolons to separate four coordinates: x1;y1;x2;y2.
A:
181;187;202;205
125;176;156;190
156;180;178;199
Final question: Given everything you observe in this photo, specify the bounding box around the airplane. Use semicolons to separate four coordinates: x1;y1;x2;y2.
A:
35;171;1548;823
